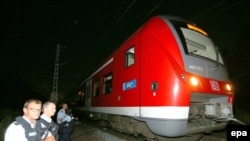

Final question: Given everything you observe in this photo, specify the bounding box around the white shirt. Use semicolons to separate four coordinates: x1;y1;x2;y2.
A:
62;114;72;122
40;114;52;123
57;109;66;123
4;116;36;141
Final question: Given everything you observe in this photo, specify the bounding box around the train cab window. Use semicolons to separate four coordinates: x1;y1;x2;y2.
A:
180;26;224;64
103;73;112;94
93;80;100;96
125;47;135;67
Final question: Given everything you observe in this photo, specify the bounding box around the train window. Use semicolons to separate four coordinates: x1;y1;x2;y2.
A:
93;80;100;96
181;27;224;64
125;47;135;67
103;73;112;94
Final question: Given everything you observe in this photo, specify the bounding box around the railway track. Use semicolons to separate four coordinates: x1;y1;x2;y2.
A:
71;117;227;141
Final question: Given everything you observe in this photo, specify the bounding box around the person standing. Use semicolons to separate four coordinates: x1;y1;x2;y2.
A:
4;99;55;141
56;102;68;141
37;101;58;140
61;109;74;141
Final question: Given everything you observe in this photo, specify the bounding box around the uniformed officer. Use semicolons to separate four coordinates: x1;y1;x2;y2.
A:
56;102;68;141
61;109;74;141
37;101;58;140
4;99;55;141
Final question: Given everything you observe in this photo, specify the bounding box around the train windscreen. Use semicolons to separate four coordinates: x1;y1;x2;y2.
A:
180;25;224;64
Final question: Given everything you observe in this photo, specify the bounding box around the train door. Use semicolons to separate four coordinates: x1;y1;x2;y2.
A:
119;39;140;116
85;79;92;110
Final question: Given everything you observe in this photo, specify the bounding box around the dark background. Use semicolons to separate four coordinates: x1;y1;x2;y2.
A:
1;0;249;113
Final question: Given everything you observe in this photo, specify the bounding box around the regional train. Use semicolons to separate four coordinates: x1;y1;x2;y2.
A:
74;15;234;139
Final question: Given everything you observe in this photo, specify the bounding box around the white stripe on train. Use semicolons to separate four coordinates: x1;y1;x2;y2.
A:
84;106;189;119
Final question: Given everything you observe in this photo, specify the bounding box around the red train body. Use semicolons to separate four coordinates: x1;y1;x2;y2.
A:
75;16;234;138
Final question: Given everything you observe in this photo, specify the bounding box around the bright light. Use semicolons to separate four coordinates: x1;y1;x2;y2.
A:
226;84;232;91
187;24;208;36
78;91;82;95
190;77;198;86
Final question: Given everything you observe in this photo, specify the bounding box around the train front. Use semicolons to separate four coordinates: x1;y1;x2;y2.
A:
175;19;234;135
140;16;234;137
169;17;234;135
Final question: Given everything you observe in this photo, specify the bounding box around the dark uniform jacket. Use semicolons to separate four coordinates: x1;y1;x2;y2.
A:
14;116;43;141
37;117;59;139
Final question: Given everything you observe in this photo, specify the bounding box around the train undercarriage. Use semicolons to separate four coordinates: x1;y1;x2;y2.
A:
89;104;231;140
88;93;234;141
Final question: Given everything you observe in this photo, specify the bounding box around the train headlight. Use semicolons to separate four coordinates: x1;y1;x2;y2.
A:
226;84;232;91
190;77;198;86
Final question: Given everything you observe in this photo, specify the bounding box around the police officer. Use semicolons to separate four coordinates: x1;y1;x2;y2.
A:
62;109;74;141
56;102;68;141
4;99;55;141
37;101;58;140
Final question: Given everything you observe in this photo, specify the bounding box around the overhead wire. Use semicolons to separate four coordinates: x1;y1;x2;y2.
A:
103;0;127;39
188;0;242;23
103;0;164;43
188;0;226;22
194;0;242;23
102;0;136;40
122;0;164;41
60;1;133;66
143;0;163;21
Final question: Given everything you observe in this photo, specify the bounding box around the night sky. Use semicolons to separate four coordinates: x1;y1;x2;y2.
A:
1;1;249;110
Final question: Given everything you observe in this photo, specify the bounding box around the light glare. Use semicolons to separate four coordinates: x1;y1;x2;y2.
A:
190;77;198;86
226;84;232;91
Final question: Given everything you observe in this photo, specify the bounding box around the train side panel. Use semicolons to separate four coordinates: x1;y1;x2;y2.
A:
89;31;142;116
114;36;140;107
138;16;189;137
139;17;187;106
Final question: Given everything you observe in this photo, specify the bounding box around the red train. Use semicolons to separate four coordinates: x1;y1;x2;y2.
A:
74;15;234;138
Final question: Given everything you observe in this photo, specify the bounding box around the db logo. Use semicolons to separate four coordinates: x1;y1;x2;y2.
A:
231;130;247;138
